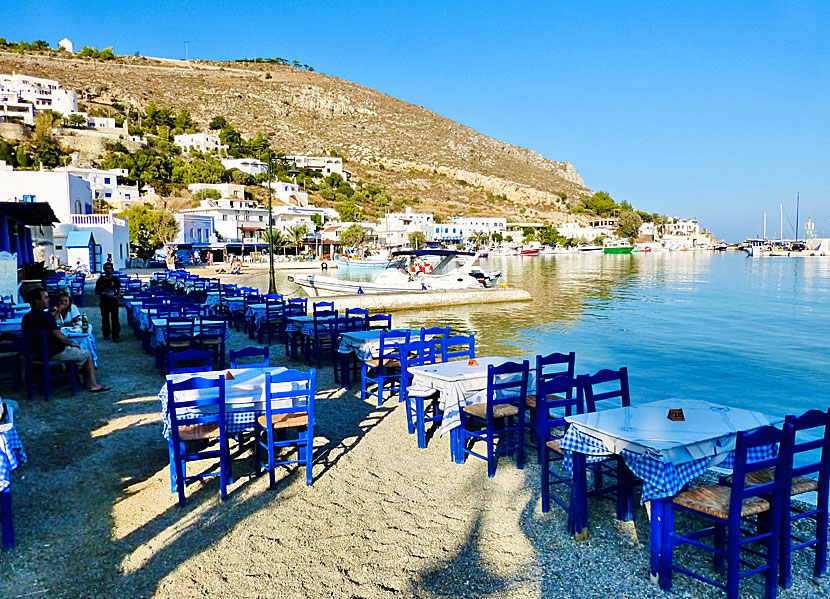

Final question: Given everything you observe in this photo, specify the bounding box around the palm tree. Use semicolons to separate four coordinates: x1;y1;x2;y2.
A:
263;229;287;255
289;223;308;255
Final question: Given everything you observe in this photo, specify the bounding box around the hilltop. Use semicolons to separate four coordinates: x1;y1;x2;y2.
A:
0;51;591;221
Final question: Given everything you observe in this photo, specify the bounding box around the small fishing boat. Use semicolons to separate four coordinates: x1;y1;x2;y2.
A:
577;244;603;253
603;240;634;254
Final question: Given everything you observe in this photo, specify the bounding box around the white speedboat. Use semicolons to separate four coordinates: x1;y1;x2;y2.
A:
288;250;501;297
334;250;403;269
577;244;604;253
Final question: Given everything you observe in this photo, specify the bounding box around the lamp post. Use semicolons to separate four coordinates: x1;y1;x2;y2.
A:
266;155;276;293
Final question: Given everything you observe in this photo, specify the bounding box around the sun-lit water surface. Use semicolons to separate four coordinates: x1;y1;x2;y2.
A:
247;252;830;419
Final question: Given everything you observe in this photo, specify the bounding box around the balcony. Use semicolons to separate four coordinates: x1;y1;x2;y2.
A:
71;214;127;228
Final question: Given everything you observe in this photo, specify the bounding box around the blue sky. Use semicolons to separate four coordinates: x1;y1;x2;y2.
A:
2;1;828;240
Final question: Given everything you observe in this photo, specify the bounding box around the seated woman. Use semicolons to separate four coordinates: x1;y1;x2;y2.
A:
52;291;81;327
229;261;242;275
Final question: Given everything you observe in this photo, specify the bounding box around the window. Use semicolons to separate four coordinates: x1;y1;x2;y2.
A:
120;244;123;259
104;177;111;184
104;192;111;198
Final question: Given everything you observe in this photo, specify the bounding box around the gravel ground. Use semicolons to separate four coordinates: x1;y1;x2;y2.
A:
0;290;828;599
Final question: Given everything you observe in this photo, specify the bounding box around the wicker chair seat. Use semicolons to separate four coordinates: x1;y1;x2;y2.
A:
673;484;770;520
463;402;518;419
725;467;818;496
178;423;220;441
257;412;309;429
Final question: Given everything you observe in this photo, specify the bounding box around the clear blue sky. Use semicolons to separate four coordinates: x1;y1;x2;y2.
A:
3;1;828;241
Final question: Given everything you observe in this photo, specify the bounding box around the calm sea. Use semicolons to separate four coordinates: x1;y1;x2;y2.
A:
249;252;830;419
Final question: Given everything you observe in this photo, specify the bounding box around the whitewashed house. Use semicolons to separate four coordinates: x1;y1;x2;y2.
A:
0;73;78;124
429;216;507;244
59;38;75;54
284;155;348;180
221;158;267;176
174;132;227;154
377;208;434;248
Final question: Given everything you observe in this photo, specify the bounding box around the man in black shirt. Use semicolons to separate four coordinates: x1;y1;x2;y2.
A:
95;262;121;342
22;288;109;392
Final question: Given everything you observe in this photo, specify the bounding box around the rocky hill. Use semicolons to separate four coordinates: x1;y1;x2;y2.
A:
0;51;592;220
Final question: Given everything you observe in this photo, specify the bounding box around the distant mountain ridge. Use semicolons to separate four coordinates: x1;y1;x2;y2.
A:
0;51;591;220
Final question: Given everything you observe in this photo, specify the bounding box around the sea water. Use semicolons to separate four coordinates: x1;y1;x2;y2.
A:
254;252;830;419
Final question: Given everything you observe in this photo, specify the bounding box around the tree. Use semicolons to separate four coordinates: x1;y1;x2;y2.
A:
333;200;360;222
120;206;179;259
263;229;287;254
617;211;643;240
63;113;87;128
409;231;426;250
193;189;221;202
492;232;504;244
34;111;61;143
173;109;195;132
340;224;367;248
585;191;617;215
208;115;227;130
98;47;115;60
289;223;308;253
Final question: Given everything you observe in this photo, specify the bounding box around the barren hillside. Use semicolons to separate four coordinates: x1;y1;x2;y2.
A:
0;51;592;220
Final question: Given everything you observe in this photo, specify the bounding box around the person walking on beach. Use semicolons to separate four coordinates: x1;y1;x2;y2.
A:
23;288;109;392
95;262;121;342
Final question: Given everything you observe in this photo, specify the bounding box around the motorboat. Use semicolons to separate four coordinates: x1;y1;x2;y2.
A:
603;240;634;254
288;250;502;297
334;250;403;269
577;244;603;253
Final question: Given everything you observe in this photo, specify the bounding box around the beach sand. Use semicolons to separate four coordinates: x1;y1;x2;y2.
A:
0;290;826;599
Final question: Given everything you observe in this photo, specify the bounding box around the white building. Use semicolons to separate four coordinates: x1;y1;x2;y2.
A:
0;73;78;124
188;182;245;200
555;221;613;242
174;132;227;154
284;155;348;179
173;213;217;246
429;216;507;243
86;115;116;129
221;158;267;176
638;221;657;240
59;38;75;54
0;169;129;269
377;207;434;248
54;166;139;206
264;180;309;207
664;218;700;237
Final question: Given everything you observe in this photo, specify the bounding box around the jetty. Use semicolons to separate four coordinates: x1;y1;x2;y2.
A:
299;287;532;312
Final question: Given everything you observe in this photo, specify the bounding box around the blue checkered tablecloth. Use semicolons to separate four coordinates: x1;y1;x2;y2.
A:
245;304;280;328
158;367;293;439
560;425;778;503
286;315;339;336
151;319;232;348
0;426;26;492
65;324;98;368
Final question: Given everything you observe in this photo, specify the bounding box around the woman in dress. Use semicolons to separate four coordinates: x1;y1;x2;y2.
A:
53;291;81;326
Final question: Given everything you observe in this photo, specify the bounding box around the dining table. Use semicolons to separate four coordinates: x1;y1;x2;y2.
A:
150;317;232;348
561;398;782;582
407;356;537;462
336;328;426;388
158;366;300;438
1;399;25;549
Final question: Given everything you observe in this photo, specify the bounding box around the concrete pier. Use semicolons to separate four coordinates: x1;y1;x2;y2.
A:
305;288;532;312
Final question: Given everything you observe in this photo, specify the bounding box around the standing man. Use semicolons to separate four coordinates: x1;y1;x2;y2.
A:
22;288;109;392
95;262;121;342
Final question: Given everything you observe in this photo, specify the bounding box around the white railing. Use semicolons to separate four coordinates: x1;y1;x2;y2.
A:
71;214;112;225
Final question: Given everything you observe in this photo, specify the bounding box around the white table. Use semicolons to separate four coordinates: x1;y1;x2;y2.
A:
562;398;782;580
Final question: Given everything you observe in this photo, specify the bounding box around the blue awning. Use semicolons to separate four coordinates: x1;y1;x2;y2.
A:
65;231;94;248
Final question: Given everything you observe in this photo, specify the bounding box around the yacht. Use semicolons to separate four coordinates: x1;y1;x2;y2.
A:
288;250;502;297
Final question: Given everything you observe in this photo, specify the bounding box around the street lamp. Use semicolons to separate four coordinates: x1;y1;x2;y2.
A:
266;155;276;293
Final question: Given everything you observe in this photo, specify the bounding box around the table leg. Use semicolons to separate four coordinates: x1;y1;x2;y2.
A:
649;497;665;584
570;451;588;540
341;353;351;388
616;457;635;522
1;490;13;550
451;428;464;464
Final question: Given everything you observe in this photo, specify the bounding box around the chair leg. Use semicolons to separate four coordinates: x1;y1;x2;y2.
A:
816;498;829;580
658;499;674;591
305;428;313;486
1;489;14;550
726;519;741;599
416;397;426;449
516;416;525;471
541;444;550;513
267;427;276;491
714;522;726;574
168;441;177;493
487;434;496;478
174;453;186;507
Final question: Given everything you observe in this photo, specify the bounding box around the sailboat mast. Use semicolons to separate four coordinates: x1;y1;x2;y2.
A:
780;204;783;240
763;212;767;239
796;192;800;240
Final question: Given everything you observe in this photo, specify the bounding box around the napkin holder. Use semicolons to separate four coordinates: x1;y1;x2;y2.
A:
225;371;235;380
667;408;685;422
467;359;479;367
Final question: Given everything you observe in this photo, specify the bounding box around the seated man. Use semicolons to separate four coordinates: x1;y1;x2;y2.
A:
22;288;109;392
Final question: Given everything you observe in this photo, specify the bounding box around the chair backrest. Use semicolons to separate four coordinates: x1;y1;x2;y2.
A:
313;300;335;314
536;352;576;397
166;375;226;443
582;367;630;412
22;330;51;363
287;297;308;312
264;368;316;423
345;308;369;329
537;374;583;434
785;409;830;482
168;349;214;374
442;334;475;362
420;326;451;358
729;423;794;516
229;346;270;369
367;313;392;331
165;317;195;341
380;329;411;358
282;302;306;325
486;360;530;421
198;316;227;339
401;339;437;371
181;304;202;318
312;309;337;334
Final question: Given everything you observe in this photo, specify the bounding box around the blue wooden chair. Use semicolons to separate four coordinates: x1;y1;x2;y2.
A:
196;316;228;369
254;369;317;488
331;315;365;385
457;360;529;477
22;330;78;400
168;349;213;374
1;488;12;549
281;303;306;359
345;307;369;330
156;318;195;373
257;299;284;344
420;326;451;360
229;346;270;369
166;375;231;506
361;329;411;406
304;309;337;368
441;334;475;362
367;313;392;331
581;367;636;519
528;352;576;463
313;300;335;314
401;340;441;448
659;423;794;599
538;374;583;513
0;335;22;388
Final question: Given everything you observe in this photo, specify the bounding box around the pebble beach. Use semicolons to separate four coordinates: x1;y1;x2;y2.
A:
1;283;828;599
